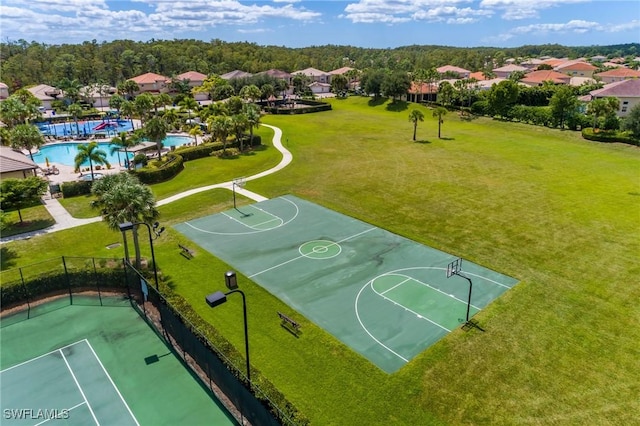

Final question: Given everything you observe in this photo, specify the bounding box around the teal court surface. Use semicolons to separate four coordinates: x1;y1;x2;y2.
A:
175;195;519;373
0;299;236;425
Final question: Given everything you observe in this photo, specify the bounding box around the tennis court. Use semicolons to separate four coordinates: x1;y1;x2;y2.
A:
0;299;236;425
175;195;518;373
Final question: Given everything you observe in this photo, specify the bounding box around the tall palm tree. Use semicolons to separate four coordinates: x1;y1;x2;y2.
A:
408;109;424;141
134;93;154;126
120;100;136;130
74;141;110;179
433;107;448;139
244;104;261;148
67;103;83;135
145;116;169;159
91;173;159;269
231;113;249;151
178;97;199;120
110;131;139;169
10;124;44;160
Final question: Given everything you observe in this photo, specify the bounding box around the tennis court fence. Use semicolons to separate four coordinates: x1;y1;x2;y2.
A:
0;256;306;426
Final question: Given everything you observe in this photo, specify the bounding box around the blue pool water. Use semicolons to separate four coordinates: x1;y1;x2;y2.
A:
32;136;193;166
37;120;133;136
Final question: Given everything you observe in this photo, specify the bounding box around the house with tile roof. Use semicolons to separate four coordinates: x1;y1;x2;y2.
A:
555;61;598;78
26;84;61;110
0;146;39;179
436;65;470;79
79;84;116;109
406;82;437;103
292;67;331;84
519;70;571;86
128;72;170;94
329;67;354;76
175;71;208;87
492;64;528;79
594;68;640;84
520;58;544;70
585;79;640;117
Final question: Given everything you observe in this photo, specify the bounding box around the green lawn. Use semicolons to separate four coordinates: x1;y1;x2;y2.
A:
2;96;639;425
1;204;54;237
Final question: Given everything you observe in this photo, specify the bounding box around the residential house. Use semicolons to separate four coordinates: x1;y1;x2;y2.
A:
175;71;208;88
128;72;170;94
476;78;507;91
586;79;640;117
0;146;39;179
492;64;528;79
220;70;253;80
292;68;331;84
406;82;437;103
569;77;597;87
27;84;61;110
436;65;470;79
308;81;331;95
330;67;359;89
469;71;489;81
256;69;293;86
555;61;598;78
541;58;567;68
519;58;544;70
80;84;116;110
519;70;571;86
594;68;640;84
590;55;607;63
0;82;9;100
602;62;625;68
329;67;354;77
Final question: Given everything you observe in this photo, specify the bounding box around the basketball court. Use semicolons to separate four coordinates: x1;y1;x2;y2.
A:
175;195;518;373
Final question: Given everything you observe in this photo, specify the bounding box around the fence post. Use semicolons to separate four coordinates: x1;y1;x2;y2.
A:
19;267;31;319
62;256;73;305
92;258;103;306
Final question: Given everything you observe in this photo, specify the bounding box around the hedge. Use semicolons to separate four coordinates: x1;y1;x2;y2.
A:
131;152;184;184
581;128;639;145
61;180;93;197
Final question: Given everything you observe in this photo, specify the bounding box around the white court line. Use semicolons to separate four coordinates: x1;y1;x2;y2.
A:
387;273;482;311
249;227;377;278
60;345;100;425
85;340;140;426
34;402;87;426
0;339;87;373
380;277;412;295
375;290;452;333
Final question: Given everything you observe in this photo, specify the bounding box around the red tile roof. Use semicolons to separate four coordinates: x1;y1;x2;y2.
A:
520;70;571;85
129;72;170;84
591;79;640;97
556;61;598;71
408;82;438;94
176;71;207;81
595;68;640;78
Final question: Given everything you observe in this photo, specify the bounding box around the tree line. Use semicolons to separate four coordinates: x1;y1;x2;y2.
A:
1;38;638;91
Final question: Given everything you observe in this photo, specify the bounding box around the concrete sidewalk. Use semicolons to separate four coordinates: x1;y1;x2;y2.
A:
1;124;290;244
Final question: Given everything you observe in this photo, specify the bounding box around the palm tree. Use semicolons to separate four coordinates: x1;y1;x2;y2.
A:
188;125;203;146
117;80;140;100
433;107;448;139
153;93;172;116
244;103;261;148
67;103;83;135
120;100;136;130
408;109;425;141
231;113;249;151
239;85;262;103
74;141;110;179
110;131;139;169
162;108;180;131
9;124;44;160
145;116;169;159
178;97;199;120
134;93;154;126
208;115;233;153
91;173;159;269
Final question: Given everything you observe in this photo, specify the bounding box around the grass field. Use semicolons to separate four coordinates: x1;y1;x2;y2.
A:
2;96;639;424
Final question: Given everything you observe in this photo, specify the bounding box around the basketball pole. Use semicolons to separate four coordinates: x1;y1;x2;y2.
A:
232;181;238;209
447;258;484;332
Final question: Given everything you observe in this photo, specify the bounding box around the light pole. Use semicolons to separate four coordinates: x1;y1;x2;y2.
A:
119;221;164;291
205;272;250;386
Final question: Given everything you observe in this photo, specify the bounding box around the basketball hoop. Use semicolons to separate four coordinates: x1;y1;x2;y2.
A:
446;258;483;331
446;258;462;278
232;177;246;211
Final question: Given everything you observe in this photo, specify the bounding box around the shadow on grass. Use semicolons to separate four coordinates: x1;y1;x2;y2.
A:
386;101;409;112
439;137;455;141
414;139;432;144
1;246;19;270
367;97;387;107
1;219;55;238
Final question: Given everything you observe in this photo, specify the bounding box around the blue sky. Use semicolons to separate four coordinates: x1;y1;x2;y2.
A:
1;0;638;48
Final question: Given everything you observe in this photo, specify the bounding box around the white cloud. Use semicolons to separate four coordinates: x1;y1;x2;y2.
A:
342;0;490;24
479;0;591;20
511;19;601;34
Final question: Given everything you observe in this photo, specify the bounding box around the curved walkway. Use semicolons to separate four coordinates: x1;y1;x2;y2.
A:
0;124;291;244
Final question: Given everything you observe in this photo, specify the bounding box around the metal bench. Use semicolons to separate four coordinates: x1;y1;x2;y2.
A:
178;244;195;259
277;311;301;336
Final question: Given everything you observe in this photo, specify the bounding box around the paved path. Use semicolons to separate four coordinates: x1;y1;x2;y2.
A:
1;124;290;244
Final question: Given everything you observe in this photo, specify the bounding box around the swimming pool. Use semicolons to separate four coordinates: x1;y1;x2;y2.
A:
37;120;133;137
31;136;193;167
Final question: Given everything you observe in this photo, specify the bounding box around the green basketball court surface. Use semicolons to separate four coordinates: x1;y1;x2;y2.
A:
175;195;519;373
0;297;236;425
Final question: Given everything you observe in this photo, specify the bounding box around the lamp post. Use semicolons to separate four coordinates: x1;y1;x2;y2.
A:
205;274;250;386
119;221;164;291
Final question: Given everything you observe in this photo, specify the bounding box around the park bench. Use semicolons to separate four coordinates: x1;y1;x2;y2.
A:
178;244;195;259
277;311;301;336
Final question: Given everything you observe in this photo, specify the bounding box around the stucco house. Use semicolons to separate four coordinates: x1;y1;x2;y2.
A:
519;70;571;86
594;68;640;84
128;72;170;94
308;81;331;95
492;64;528;79
26;84;61;111
220;70;253;80
586;79;640;117
175;71;208;88
292;68;331;84
555;61;598;78
80;84;117;109
436;65;470;79
407;82;437;103
0;146;39;179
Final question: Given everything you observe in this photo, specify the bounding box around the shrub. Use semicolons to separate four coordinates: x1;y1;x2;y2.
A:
581;128;639;145
471;100;489;116
132;153;184;184
214;148;240;158
61;180;92;197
